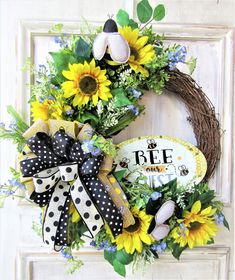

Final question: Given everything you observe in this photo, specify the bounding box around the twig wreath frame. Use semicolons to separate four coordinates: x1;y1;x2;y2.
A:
165;69;221;180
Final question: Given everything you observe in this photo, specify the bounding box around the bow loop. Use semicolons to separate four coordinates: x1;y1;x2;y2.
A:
69;141;85;165
52;130;75;161
27;132;63;169
81;157;102;176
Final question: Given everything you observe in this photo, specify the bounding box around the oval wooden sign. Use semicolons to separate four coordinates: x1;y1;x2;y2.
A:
115;136;207;187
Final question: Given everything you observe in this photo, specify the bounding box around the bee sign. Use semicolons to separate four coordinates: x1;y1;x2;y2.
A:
115;136;207;187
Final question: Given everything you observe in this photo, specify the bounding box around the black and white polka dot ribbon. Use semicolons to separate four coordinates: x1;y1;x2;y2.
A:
20;130;123;249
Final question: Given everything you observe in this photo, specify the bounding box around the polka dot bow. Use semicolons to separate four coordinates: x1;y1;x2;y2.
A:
20;130;123;251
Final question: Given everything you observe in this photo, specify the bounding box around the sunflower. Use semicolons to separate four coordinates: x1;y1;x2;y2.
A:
61;59;112;107
31;99;62;122
119;26;155;77
115;208;152;254
171;201;218;249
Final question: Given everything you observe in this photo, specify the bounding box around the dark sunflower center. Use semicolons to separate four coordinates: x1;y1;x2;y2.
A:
130;47;139;60
78;75;97;95
125;217;141;233
189;221;201;231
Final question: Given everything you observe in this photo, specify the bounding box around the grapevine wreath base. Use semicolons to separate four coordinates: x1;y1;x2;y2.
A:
0;0;228;277
165;69;221;180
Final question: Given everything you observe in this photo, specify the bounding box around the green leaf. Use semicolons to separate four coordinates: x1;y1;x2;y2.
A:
49;50;77;80
74;38;91;59
172;243;187;260
137;0;153;23
113;170;126;181
223;217;230;230
112;88;132;107
165;178;177;194
207;238;214;245
116;9;130;27
128;19;139;29
79;111;99;128
153;4;165;21
186;57;197;75
113;259;126;277
104;250;116;266
7;106;29;132
116;249;133;265
199;190;215;205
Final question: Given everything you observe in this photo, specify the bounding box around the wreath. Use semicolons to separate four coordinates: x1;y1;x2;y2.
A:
0;1;228;277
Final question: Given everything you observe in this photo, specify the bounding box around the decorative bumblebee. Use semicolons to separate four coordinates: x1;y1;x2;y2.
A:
92;18;130;63
178;165;189;176
147;139;157;149
119;157;130;169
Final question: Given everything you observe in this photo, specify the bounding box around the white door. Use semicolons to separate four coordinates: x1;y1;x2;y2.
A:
0;0;234;279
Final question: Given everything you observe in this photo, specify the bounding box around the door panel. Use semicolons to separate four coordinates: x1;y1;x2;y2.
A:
0;1;234;279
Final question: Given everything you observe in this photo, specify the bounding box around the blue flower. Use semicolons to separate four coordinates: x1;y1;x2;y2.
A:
39;213;43;225
151;191;162;201
91;147;101;157
81;139;95;154
38;64;46;72
127;105;139;116
65;107;74;116
0;122;5;128
90;240;96;247
151;241;167;254
168;46;187;70
9;121;17;130
160;241;167;250
8;179;26;190
107;245;117;252
214;214;225;225
49;85;58;90
179;223;187;231
54;36;60;44
47;95;56;100
128;88;142;99
61;248;72;259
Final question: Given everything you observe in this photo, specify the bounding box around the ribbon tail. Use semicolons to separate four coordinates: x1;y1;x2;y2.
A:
43;181;70;250
98;173;135;228
83;176;123;237
70;175;104;238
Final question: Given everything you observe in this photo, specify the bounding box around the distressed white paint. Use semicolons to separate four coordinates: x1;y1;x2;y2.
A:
0;0;234;279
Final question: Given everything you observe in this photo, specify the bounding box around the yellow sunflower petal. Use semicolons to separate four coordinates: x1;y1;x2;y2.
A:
191;201;201;214
92;93;99;106
139;231;152;245
133;233;143;253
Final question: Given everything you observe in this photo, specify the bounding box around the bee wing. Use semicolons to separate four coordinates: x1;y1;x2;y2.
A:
151;224;170;241
93;32;108;60
155;200;175;225
107;33;130;63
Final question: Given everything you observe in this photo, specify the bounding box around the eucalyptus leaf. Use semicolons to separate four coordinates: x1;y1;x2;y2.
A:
137;0;153;23
116;9;130;27
113;259;126;277
153;4;165;21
